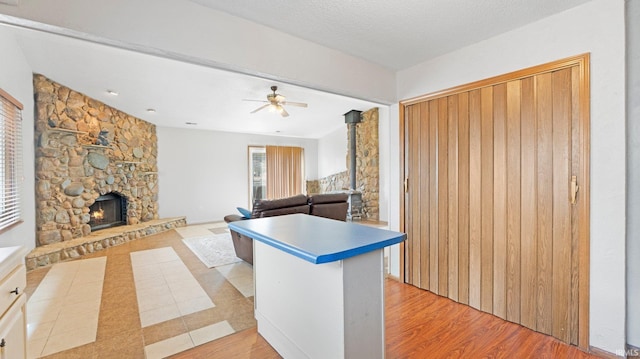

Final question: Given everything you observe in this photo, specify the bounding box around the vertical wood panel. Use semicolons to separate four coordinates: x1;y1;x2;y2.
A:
458;92;470;305
577;55;591;350
419;101;431;290
520;77;538;329
493;83;507;319
536;72;554;335
410;104;422;286
570;66;581;345
448;95;459;302
468;89;482;310
400;55;589;349
400;105;413;283
404;106;413;283
480;86;494;313
552;68;572;342
438;97;449;295
506;80;522;323
429;100;440;293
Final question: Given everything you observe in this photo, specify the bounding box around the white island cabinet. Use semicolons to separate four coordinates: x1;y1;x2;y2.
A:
229;214;406;359
0;247;29;359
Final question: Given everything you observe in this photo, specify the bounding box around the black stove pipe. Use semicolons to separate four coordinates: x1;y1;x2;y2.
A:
344;110;362;190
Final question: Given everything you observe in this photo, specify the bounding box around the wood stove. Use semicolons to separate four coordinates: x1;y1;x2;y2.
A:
88;193;127;231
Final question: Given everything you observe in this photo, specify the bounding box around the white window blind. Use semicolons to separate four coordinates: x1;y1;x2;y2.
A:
0;88;23;232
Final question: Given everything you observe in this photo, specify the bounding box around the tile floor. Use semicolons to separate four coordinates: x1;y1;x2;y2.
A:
24;223;256;359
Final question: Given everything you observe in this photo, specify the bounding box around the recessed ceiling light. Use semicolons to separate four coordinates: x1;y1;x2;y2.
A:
146;108;156;113
107;90;118;96
185;122;198;126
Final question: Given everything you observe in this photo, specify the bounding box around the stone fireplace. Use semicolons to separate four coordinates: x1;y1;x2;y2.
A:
88;192;127;231
33;74;160;246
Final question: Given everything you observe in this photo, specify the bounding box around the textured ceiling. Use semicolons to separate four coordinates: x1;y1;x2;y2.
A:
191;0;591;70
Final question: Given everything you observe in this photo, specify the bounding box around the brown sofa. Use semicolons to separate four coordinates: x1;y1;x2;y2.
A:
224;193;348;264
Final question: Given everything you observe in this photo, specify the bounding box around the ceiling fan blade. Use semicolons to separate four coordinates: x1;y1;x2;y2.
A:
243;99;269;103
279;106;289;117
250;104;270;114
282;101;308;108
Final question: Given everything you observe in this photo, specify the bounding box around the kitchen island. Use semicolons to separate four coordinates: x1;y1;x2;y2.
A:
228;213;406;359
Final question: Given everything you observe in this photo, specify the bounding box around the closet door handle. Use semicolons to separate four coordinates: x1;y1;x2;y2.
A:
9;287;19;295
570;176;579;204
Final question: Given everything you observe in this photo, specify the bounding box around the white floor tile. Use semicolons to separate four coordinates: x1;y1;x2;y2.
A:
138;291;175;313
27;337;47;359
189;321;235;346
144;333;194;359
216;261;253;279
132;247;217;328
140;303;181;328
26;257;106;357
27;320;54;341
176;296;215;316
41;324;97;356
216;261;254;297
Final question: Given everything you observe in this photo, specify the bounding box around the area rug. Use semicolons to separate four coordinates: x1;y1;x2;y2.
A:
182;233;242;268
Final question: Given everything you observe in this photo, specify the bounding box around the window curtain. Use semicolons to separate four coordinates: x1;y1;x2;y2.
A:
265;146;304;199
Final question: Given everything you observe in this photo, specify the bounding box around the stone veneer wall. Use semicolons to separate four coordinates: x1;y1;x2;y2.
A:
307;107;379;219
349;107;379;219
34;74;159;246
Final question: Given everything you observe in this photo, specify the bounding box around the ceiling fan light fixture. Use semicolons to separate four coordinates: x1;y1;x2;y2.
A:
244;86;307;117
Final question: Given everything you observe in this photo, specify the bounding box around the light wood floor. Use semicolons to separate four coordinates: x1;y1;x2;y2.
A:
171;278;602;359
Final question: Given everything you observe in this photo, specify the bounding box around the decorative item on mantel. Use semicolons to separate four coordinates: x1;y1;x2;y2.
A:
96;129;109;146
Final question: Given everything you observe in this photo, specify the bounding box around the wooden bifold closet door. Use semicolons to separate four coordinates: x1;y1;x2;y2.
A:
400;54;590;349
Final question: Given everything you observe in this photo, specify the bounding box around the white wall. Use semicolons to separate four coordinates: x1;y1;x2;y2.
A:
627;0;640;349
0;27;36;249
396;0;626;353
377;106;390;223
0;0;396;104
317;126;346;178
157;127;318;224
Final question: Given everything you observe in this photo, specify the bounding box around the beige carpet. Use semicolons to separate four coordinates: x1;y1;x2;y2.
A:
182;233;242;268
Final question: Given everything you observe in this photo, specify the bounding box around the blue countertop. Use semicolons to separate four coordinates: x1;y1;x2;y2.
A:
228;214;406;264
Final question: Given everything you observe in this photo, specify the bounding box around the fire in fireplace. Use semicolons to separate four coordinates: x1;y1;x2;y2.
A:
88;193;127;231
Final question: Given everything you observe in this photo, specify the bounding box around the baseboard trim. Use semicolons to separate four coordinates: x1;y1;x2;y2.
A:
385;273;401;282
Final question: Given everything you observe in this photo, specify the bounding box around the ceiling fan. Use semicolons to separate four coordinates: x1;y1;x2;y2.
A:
244;86;308;117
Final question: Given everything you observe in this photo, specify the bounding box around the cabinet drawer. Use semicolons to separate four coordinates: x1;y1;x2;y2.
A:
0;265;25;316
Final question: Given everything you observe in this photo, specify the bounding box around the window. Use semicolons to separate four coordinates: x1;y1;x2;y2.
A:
248;146;267;207
248;145;305;206
0;88;23;232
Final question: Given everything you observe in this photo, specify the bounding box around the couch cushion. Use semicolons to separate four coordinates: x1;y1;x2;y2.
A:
252;194;309;215
308;193;348;205
253;194;307;213
255;205;311;218
310;202;348;221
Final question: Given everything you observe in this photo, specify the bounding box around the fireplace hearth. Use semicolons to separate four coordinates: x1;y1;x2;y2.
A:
89;193;127;231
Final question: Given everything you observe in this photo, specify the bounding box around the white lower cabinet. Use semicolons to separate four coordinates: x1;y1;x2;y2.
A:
0;294;26;359
0;247;28;359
